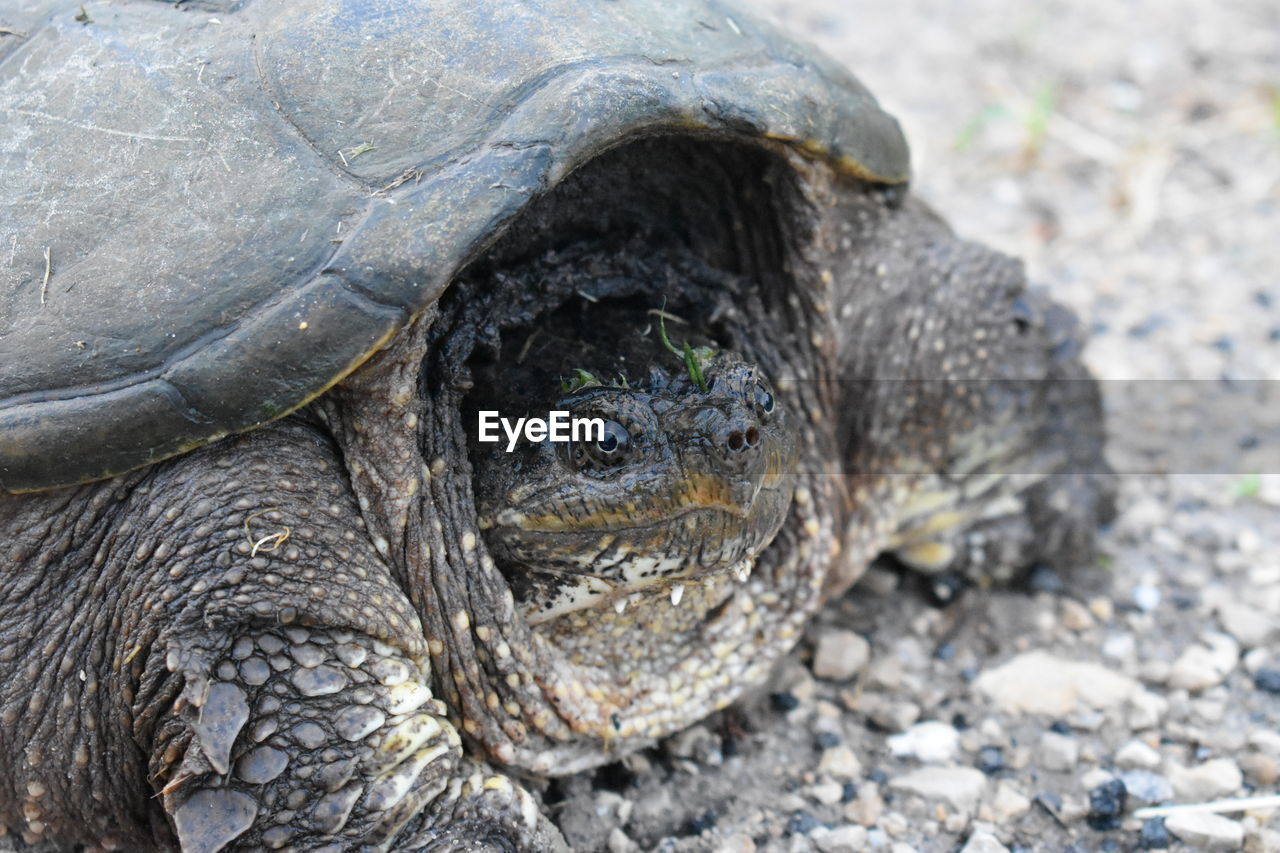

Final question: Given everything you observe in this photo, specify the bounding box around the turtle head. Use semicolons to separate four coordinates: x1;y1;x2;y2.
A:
473;352;798;624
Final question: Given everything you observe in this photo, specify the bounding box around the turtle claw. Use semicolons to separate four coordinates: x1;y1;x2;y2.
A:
172;789;257;853
188;682;249;775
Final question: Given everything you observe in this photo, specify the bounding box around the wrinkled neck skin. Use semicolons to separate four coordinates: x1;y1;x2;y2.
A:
324;243;843;776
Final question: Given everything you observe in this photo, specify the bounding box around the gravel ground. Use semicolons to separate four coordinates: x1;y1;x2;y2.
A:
552;2;1280;851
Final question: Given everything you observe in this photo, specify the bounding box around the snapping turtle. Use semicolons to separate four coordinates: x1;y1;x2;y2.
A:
0;1;1111;850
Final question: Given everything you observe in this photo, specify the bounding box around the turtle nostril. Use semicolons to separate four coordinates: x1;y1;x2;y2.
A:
745;427;760;447
727;431;745;452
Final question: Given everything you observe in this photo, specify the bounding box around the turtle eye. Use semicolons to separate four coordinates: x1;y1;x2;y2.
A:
594;420;631;457
567;419;636;471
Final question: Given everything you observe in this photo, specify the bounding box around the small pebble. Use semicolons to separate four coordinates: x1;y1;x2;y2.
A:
1117;770;1173;806
1085;779;1127;831
785;811;821;836
960;829;1009;853
809;782;844;806
1240;752;1279;786
977;746;1005;775
687;809;717;835
1114;739;1161;770
888;721;960;764
606;827;638;853
1039;731;1079;772
818;746;862;779
1027;564;1065;593
1132;585;1162;612
1137;817;1171;849
1254;667;1280;694
988;781;1031;822
812;629;870;681
1168;632;1239;691
890;767;987;812
815;826;867;852
1060;598;1094;630
1168;758;1242;800
770;692;800;712
814;731;842;750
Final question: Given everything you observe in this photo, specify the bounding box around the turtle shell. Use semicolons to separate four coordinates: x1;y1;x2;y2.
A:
0;0;908;492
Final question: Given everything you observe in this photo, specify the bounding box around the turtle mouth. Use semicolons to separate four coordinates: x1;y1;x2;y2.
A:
486;483;791;625
516;553;759;626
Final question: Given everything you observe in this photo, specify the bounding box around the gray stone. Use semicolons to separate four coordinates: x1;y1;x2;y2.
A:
960;830;1009;853
987;782;1031;822
1117;770;1174;806
606;828;639;853
813;629;871;681
1039;732;1080;772
1114;739;1162;770
1168;632;1240;691
1216;601;1276;648
819;745;863;779
974;652;1142;716
1168;758;1243;800
890;767;988;812
814;825;867;853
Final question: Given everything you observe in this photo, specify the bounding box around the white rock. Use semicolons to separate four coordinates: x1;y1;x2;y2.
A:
819;745;863;779
1249;730;1280;756
1244;648;1273;675
1132;584;1162;612
1039;732;1079;772
960;830;1009;853
1165;812;1245;851
1102;632;1136;660
1126;690;1170;729
1114;739;1162;770
858;693;920;733
890;767;987;812
888;721;961;764
988;781;1031;822
1168;758;1243;800
809;782;845;806
606;827;640;853
813;629;871;681
1080;768;1115;790
974;652;1142;716
865;656;904;691
1216;601;1276;648
1246;827;1280;853
814;825;867;853
1168;632;1240;691
714;835;758;853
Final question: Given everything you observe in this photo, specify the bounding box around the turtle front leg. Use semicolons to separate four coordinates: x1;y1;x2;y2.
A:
123;420;560;851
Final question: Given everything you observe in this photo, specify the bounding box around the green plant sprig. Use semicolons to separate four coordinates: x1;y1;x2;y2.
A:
656;306;712;392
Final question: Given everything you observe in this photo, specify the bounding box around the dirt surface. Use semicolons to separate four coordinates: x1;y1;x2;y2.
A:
551;2;1280;852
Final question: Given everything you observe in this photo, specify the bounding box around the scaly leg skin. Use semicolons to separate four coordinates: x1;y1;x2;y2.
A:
133;422;563;852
